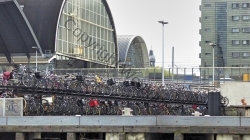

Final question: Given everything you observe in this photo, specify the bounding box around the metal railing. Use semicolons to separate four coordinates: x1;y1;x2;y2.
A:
53;67;250;86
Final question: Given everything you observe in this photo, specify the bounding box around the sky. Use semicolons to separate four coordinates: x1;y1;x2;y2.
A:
106;0;202;68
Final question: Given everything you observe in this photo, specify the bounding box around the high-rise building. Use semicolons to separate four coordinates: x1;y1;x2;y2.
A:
200;0;250;68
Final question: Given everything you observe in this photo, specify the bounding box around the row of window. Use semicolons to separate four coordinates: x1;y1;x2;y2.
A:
204;65;250;67
232;3;250;8
232;40;250;45
232;65;250;67
232;15;250;20
204;52;250;57
205;3;250;8
204;40;250;45
232;52;250;57
204;28;250;33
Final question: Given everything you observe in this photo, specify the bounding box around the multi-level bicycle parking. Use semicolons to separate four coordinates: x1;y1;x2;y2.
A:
0;67;229;116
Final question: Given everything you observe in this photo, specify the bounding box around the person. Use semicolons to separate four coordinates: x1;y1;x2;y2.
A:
2;69;10;86
95;74;103;84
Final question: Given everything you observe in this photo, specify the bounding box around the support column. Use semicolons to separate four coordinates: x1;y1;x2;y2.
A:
217;134;241;140
29;132;41;140
67;133;76;140
243;135;250;140
174;132;184;140
206;134;215;140
105;133;125;140
99;133;104;139
126;133;145;140
16;133;26;140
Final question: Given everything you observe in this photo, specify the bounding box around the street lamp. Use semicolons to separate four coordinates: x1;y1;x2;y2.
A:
32;46;38;72
209;43;216;85
158;20;168;86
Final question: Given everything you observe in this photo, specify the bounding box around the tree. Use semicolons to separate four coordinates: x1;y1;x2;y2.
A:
142;66;171;77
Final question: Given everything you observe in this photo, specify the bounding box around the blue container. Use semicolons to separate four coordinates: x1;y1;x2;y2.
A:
184;75;193;81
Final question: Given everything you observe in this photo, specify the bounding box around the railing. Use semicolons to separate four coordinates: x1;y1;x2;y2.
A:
53;67;250;86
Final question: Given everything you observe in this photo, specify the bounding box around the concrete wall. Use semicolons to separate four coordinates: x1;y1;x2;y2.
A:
221;81;250;106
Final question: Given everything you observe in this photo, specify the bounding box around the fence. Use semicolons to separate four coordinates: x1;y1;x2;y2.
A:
53;67;250;84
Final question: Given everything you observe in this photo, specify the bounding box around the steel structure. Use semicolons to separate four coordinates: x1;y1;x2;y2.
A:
117;35;150;68
0;0;118;68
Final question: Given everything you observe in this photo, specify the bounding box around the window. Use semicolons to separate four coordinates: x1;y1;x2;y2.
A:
205;28;211;31
205;4;211;7
243;52;250;57
232;16;240;20
243;65;250;67
232;40;240;45
232;52;240;58
232;65;240;67
242;3;250;8
232;3;239;8
242;15;250;20
205;53;211;55
205;16;209;19
243;28;250;33
205;41;211;43
232;28;240;33
243;40;250;45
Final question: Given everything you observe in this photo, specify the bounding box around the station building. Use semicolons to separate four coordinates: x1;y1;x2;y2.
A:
117;35;149;68
0;0;150;72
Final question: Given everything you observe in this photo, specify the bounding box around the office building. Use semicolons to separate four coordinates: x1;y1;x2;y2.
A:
200;0;250;77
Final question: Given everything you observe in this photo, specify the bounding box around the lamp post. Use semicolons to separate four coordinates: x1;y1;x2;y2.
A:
32;46;38;72
209;43;216;85
158;20;168;86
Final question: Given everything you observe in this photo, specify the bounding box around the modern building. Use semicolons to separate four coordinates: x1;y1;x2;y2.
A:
0;0;118;70
200;0;250;78
117;35;150;68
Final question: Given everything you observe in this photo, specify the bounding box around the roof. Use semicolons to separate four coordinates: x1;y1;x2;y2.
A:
117;35;134;62
102;0;118;66
0;0;118;65
0;0;40;63
17;0;64;53
117;35;150;67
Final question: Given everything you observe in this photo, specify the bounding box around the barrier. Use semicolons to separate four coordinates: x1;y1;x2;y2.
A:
0;98;23;116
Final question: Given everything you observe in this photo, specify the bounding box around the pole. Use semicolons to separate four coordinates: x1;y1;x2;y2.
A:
212;46;214;85
158;20;168;85
162;24;164;86
172;47;174;81
36;48;37;72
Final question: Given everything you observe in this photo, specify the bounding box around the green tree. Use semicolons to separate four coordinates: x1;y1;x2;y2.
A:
142;66;171;77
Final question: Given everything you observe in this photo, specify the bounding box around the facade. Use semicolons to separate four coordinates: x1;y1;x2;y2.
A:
0;0;118;70
117;35;150;68
55;0;117;68
200;0;250;68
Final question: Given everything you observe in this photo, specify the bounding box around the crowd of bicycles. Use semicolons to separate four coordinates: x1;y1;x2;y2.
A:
0;65;229;116
20;95;208;116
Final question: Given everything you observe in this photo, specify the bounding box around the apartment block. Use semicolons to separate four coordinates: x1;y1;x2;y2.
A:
200;0;250;78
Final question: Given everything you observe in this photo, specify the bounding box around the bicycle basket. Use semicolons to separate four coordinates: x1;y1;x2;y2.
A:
76;75;84;81
107;79;115;85
123;81;130;86
131;81;136;86
136;82;141;88
35;72;42;79
89;100;99;107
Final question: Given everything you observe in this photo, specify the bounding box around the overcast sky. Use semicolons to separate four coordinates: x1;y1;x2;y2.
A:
107;0;201;68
